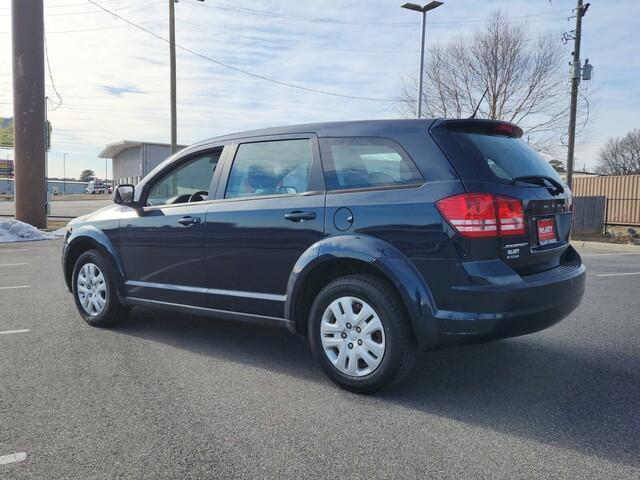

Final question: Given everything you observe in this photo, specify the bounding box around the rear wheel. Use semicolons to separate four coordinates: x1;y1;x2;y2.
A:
72;250;128;327
308;274;416;393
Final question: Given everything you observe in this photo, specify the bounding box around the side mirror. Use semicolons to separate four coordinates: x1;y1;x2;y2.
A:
113;184;136;205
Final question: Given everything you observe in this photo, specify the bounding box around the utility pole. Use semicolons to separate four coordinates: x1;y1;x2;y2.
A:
401;2;444;118
168;0;204;154
12;0;47;228
566;1;589;190
169;0;177;154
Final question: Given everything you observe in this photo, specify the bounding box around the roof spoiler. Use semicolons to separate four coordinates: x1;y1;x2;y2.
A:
431;119;523;138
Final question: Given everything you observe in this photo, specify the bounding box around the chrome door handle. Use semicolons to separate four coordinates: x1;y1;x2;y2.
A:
178;216;201;226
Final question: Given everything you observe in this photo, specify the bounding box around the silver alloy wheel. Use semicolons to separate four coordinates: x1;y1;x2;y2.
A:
320;296;386;377
76;262;108;317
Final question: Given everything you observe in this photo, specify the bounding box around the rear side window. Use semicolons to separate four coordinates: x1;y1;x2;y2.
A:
320;137;423;191
225;139;313;199
433;126;563;184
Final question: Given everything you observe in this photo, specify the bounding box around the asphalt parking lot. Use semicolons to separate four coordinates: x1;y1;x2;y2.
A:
1;239;639;479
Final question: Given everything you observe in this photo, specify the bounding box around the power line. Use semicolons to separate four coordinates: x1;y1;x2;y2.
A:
0;0;119;8
85;0;398;103
0;20;166;35
184;0;571;28
43;23;63;111
0;1;163;16
175;19;417;53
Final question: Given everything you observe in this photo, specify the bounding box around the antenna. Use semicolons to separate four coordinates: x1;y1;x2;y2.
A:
469;88;489;119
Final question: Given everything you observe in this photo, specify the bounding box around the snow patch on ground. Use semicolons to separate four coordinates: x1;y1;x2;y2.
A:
0;218;56;243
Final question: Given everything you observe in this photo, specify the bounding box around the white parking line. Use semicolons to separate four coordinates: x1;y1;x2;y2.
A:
582;252;640;257
0;285;30;290
596;272;640;277
0;249;29;253
0;263;28;267
0;329;30;335
0;452;27;465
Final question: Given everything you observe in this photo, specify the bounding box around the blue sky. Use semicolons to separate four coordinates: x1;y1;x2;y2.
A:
0;0;639;179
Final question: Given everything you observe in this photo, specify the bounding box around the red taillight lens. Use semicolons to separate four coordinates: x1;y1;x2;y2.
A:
436;193;525;238
495;196;525;236
435;193;497;238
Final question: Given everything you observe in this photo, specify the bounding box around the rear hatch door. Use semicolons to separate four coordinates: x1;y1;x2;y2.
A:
431;119;573;276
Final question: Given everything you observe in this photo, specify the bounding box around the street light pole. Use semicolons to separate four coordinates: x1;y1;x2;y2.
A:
63;153;67;195
418;11;426;118
401;1;444;118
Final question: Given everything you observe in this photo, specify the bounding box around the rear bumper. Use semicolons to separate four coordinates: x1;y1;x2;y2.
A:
429;260;586;347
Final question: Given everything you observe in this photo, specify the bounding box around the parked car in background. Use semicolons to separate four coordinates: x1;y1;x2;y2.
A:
85;180;106;194
61;119;586;392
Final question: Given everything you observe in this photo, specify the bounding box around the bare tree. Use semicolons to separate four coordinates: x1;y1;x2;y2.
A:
400;10;571;153
596;130;640;175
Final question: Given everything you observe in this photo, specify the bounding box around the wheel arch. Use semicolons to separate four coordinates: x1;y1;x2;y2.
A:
285;235;439;349
63;227;125;295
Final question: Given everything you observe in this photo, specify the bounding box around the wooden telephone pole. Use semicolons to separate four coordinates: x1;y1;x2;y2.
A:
12;0;47;228
566;0;589;190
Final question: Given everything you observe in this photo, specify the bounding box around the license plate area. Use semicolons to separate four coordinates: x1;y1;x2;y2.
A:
536;217;557;246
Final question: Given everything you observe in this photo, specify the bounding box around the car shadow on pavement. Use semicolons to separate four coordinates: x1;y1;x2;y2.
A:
116;306;640;469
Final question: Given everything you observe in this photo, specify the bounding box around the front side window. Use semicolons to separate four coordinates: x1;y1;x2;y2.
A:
320;137;423;191
146;152;220;206
225;139;313;199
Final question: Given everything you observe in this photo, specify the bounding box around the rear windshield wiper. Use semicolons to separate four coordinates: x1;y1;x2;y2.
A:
511;175;564;193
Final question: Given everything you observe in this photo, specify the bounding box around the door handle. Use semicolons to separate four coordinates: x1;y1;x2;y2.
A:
284;211;316;222
178;216;201;226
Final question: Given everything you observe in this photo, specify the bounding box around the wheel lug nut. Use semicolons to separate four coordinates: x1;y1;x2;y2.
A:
341;332;347;339
348;342;353;349
346;323;352;329
357;339;362;345
356;327;361;333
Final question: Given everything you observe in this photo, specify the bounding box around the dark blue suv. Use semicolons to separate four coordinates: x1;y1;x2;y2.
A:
62;119;586;392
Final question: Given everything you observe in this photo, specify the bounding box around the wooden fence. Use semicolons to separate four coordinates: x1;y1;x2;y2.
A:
573;175;640;226
573;196;606;234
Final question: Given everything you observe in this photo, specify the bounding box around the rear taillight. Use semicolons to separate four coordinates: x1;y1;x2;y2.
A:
436;193;525;238
435;193;497;237
495;196;525;235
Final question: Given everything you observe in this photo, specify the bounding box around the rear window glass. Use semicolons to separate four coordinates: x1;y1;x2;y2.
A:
225;139;313;199
433;127;563;184
320;137;423;191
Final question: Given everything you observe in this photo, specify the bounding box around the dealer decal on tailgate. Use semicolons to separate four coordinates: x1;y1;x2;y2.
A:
537;218;557;245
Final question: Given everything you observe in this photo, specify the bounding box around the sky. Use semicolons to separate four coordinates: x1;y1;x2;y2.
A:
0;0;639;179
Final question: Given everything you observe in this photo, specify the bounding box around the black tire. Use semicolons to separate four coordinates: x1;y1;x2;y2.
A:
308;274;417;393
71;249;128;327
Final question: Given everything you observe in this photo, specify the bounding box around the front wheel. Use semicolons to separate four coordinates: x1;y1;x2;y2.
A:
308;274;416;393
72;249;128;327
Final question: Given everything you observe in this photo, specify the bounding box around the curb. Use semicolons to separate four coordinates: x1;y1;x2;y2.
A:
573;240;640;252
